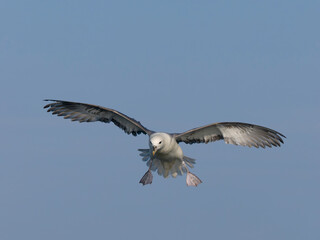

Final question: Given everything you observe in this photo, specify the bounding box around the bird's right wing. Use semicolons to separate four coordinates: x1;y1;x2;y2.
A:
44;99;153;136
174;122;285;148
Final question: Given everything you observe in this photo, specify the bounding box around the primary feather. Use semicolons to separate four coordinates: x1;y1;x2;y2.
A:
174;122;285;148
44;99;153;136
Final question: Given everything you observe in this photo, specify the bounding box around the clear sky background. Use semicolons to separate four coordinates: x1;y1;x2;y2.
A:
1;1;319;240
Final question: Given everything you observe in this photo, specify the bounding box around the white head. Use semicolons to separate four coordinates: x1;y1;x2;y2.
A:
149;132;172;156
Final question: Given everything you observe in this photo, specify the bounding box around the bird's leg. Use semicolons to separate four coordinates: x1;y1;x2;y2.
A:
183;161;202;187
139;159;153;185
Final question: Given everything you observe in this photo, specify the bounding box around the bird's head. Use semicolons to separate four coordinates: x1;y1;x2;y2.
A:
149;133;170;156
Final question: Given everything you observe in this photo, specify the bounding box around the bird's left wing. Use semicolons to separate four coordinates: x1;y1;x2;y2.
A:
173;122;285;148
44;99;153;136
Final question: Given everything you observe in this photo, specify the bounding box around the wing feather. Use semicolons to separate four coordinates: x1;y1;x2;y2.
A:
174;122;285;148
44;99;153;136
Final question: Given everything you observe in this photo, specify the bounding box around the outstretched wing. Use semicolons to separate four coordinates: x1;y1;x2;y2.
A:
174;122;285;148
44;99;153;136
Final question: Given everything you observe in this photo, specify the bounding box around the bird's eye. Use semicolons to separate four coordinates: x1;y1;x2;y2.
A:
159;141;162;144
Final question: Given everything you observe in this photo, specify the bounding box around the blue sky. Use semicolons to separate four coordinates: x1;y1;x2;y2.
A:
1;1;319;239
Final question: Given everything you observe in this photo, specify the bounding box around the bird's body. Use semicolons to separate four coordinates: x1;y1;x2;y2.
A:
138;132;197;181
44;99;286;186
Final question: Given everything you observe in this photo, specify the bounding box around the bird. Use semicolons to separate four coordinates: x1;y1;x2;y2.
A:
43;99;285;187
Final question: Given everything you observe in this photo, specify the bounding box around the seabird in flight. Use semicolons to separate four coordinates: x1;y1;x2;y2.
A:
44;99;285;187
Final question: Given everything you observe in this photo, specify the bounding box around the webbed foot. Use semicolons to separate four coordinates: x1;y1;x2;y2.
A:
186;172;202;187
139;170;153;185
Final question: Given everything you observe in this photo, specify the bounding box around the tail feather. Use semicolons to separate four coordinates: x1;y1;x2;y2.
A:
183;156;196;168
138;149;150;161
142;155;148;161
138;149;197;178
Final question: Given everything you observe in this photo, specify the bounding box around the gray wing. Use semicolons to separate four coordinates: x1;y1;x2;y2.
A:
174;122;285;148
44;99;153;136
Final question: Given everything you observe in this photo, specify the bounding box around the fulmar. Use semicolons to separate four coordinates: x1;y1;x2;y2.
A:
44;99;285;187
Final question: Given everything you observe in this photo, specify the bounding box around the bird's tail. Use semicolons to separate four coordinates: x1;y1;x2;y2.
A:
183;155;196;168
138;149;150;161
138;149;196;178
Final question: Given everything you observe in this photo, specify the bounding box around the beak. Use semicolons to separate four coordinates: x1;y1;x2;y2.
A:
152;146;157;156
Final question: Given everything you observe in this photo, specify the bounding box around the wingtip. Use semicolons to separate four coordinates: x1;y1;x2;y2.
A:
43;99;59;108
277;132;286;139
